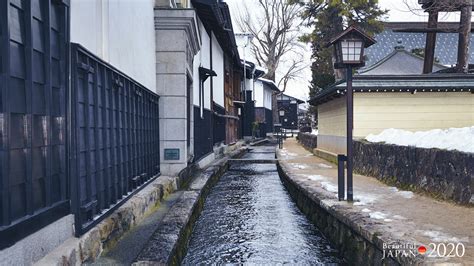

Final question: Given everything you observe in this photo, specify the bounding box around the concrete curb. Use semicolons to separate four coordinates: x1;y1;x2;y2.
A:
276;150;443;266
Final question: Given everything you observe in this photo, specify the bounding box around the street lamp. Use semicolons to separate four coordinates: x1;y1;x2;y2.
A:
279;109;285;117
327;25;376;202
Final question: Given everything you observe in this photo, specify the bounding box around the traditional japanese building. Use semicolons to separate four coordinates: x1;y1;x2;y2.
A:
277;94;304;130
309;44;474;155
255;78;280;135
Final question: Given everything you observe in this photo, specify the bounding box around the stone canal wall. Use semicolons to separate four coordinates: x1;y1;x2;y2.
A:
134;147;245;265
276;158;422;265
353;141;474;205
297;132;317;150
37;144;246;265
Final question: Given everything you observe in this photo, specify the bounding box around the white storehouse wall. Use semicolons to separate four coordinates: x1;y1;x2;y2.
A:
254;80;264;107
211;32;225;107
193;18;211;109
70;0;156;92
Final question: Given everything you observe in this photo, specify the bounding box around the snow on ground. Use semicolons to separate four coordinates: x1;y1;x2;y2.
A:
321;182;338;193
306;175;326;181
311;129;318;135
418;230;469;243
365;127;474;153
354;194;378;206
388;187;414;199
397;191;414;199
369;211;387;220
289;163;308;169
317;163;333;169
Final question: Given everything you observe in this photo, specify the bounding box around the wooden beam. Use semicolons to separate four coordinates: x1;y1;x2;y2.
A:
423;11;438;74
456;2;472;73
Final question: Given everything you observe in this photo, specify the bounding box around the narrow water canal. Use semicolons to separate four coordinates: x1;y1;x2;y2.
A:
182;145;342;264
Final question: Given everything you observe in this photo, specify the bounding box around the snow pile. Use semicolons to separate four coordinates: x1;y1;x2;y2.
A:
366;127;474;153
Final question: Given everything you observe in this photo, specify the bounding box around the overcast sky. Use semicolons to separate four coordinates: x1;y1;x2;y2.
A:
224;0;463;102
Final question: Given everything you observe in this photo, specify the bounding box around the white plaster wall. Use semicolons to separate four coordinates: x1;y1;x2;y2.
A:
254;80;264;108
264;87;273;109
243;79;253;93
193;19;211;109
211;32;225;107
70;0;156;92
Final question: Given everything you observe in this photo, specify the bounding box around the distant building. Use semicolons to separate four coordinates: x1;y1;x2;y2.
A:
255;78;280;135
277;94;304;130
238;60;266;138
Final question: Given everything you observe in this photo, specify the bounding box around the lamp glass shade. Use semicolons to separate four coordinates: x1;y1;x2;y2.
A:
334;39;365;67
340;39;363;63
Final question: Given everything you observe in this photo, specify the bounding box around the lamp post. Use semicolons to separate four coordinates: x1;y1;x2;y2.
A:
279;109;285;117
237;33;254;101
276;109;285;148
327;25;376;202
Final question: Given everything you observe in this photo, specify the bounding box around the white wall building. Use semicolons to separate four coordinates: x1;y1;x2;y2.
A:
70;0;156;91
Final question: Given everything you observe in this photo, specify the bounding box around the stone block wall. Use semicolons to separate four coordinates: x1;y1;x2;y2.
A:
297;132;317;150
353;140;474;205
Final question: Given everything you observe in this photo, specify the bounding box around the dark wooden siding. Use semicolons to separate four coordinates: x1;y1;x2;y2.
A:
70;44;160;235
194;106;212;161
0;0;69;249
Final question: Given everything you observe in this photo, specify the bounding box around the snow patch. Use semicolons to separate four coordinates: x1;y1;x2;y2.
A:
388;187;399;192
290;163;308;169
361;208;371;213
366;127;474;153
311;129;319;135
397;191;414;199
392;215;406;220
306;175;326;181
369;211;387;220
353;194;378;206
419;230;468;243
321;182;338;193
317;163;333;169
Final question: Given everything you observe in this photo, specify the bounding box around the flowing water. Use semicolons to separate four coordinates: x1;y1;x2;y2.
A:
182;145;343;264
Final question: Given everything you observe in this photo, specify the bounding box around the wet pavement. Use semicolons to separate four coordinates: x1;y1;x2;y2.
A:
278;138;474;264
182;145;342;264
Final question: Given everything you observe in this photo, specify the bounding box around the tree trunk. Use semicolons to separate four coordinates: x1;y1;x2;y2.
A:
456;1;472;73
423;11;438;74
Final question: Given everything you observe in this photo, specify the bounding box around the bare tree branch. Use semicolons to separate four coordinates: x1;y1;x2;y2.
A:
236;0;303;83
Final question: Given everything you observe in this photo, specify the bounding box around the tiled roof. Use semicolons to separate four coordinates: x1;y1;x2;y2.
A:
363;22;474;68
277;94;304;104
359;47;446;75
308;74;474;106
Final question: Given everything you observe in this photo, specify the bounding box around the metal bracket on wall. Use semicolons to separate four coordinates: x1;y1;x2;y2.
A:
52;0;70;6
114;78;124;88
77;62;94;73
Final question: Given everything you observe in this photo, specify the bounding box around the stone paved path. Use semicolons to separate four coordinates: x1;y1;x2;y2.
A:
278;138;474;265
